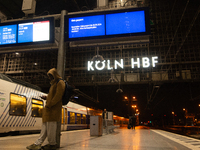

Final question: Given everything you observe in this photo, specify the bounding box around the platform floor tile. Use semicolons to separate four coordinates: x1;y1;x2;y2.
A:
0;126;197;150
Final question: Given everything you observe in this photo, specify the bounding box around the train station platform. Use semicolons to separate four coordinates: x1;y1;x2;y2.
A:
1;126;200;150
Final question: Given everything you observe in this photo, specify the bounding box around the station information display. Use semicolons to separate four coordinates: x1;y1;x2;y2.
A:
18;21;50;43
69;15;105;38
0;25;17;45
0;17;54;47
106;11;146;35
65;7;150;41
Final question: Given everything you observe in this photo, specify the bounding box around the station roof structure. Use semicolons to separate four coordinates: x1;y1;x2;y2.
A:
0;0;97;19
0;0;200;121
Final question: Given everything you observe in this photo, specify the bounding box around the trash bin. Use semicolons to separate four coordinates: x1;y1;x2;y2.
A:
90;116;103;136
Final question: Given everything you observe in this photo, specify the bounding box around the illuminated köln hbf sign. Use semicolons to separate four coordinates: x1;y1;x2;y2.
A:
88;56;158;71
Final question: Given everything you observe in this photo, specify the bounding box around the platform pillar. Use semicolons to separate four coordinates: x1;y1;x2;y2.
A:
56;9;67;148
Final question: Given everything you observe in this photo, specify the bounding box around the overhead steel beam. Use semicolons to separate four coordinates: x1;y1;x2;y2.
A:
150;0;190;103
1;13;61;23
84;0;90;9
164;0;190;61
0;43;58;54
0;1;16;18
175;5;200;57
73;89;97;103
0;10;7;22
72;0;81;11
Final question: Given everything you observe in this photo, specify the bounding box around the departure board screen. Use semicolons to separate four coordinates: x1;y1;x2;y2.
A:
106;11;146;35
0;17;54;47
65;7;150;41
69;15;105;38
18;21;50;43
0;25;17;45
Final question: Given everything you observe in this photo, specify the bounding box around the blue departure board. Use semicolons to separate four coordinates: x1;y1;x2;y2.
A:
0;17;54;47
18;23;33;43
0;25;17;45
68;15;105;38
18;21;50;43
106;11;146;35
65;7;150;41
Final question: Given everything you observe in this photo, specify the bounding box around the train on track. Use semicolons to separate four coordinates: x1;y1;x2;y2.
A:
0;73;128;134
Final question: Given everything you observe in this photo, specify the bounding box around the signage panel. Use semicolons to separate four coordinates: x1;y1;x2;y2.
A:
18;20;50;43
18;23;33;43
0;25;17;45
0;17;54;47
69;15;105;38
106;11;146;35
87;56;158;71
65;7;150;41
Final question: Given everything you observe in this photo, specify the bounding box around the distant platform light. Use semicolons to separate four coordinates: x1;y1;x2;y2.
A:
132;105;137;108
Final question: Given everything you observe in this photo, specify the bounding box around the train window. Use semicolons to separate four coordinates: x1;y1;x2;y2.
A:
65;108;68;124
31;98;43;117
62;108;68;124
77;114;81;124
10;93;27;116
82;114;86;124
69;112;75;124
114;120;119;124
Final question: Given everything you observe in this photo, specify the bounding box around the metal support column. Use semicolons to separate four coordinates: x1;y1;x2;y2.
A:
56;9;67;148
57;10;67;78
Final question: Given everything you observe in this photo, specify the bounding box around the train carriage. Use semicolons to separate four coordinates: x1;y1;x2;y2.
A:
61;102;90;131
0;73;91;133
